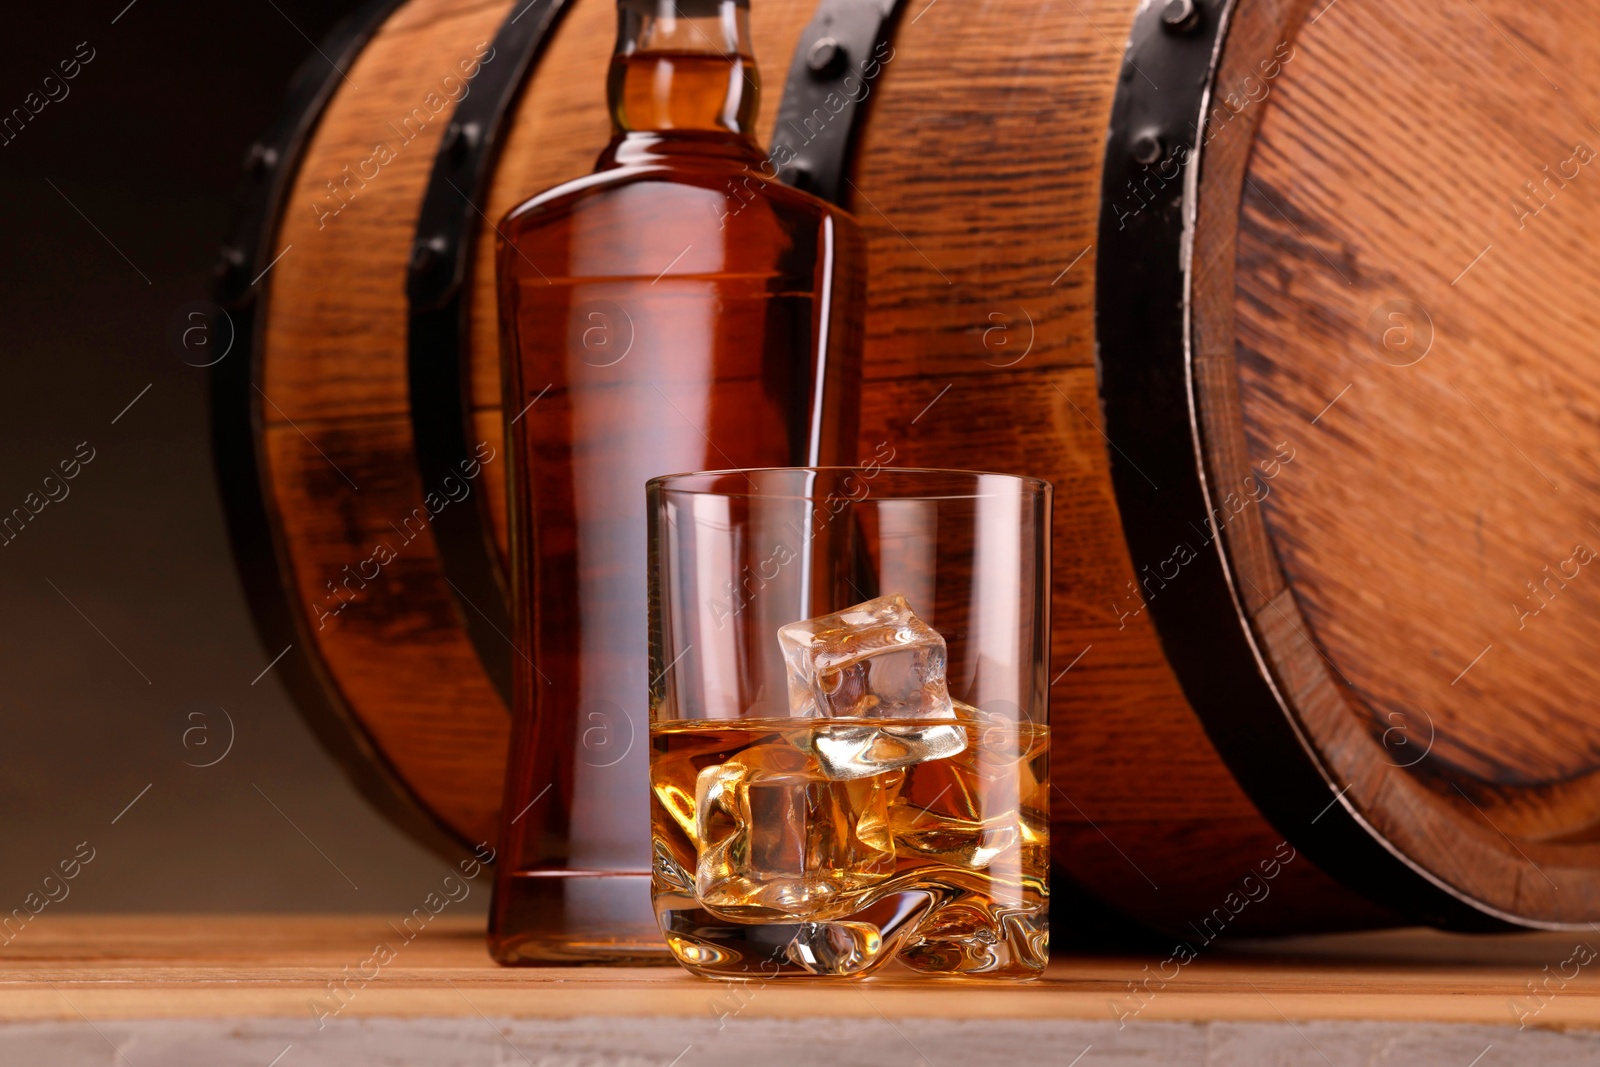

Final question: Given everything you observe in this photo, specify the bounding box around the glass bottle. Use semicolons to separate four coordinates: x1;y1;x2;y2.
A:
490;0;865;964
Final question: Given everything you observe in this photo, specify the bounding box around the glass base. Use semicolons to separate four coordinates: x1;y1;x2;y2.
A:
490;870;675;965
654;887;1048;981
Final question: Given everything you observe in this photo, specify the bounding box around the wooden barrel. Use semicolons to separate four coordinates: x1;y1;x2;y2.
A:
213;0;1600;933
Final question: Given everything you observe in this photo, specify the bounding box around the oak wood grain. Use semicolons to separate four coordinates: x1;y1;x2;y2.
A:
258;0;518;851
4;916;1599;1027
1196;0;1600;922
263;420;508;846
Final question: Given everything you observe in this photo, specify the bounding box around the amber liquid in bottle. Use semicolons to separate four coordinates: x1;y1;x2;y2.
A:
489;0;865;964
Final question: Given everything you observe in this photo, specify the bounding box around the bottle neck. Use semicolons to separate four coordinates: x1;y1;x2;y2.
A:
603;0;760;160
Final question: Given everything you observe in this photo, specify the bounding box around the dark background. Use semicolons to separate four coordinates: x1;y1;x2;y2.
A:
0;0;467;913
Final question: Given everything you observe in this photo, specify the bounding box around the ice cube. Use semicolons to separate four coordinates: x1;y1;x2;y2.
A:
778;594;954;719
652;837;696;896
693;743;896;919
895;890;1048;976
891;805;1020;869
778;595;970;780
784;887;942;976
811;721;968;781
886;750;1022;869
785;919;882;975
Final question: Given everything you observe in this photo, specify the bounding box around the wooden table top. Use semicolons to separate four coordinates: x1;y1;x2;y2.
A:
2;915;1597;1030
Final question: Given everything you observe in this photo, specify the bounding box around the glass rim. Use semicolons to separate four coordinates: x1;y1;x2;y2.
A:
647;465;1053;501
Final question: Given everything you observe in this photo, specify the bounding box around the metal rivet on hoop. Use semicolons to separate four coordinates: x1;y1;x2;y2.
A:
806;36;847;77
1131;131;1165;166
1160;0;1202;34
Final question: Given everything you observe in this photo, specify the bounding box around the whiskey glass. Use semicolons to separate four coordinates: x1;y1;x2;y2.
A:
647;467;1052;979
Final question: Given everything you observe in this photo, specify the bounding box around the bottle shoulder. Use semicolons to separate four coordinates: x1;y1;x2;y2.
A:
498;159;860;238
499;167;647;230
494;150;864;285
